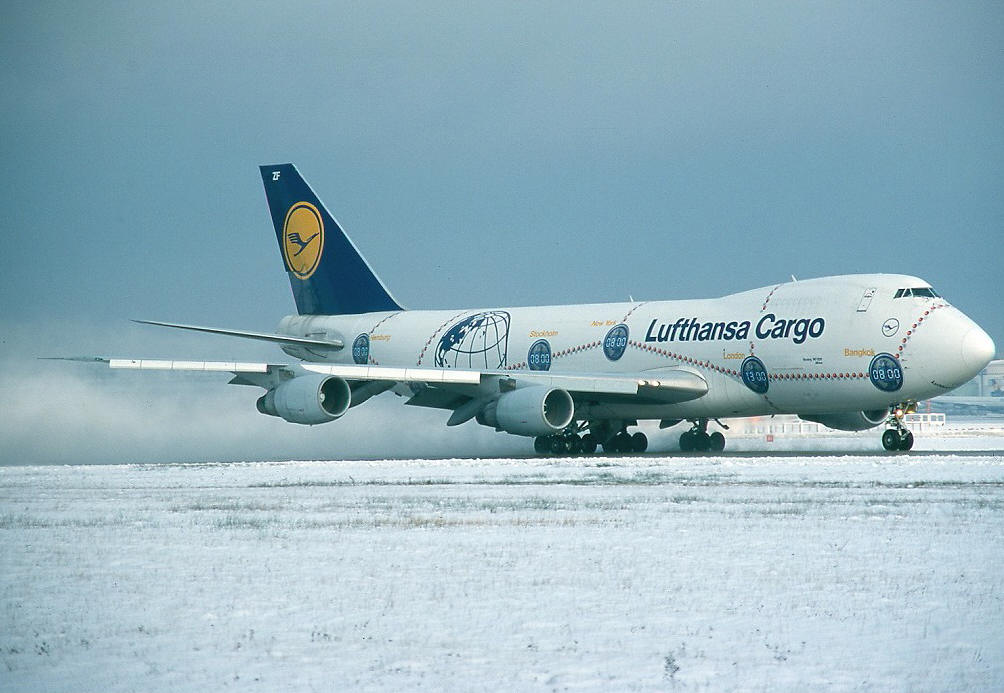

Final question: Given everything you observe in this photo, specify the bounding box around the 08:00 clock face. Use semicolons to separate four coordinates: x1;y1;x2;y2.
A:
352;334;370;364
603;324;629;361
869;353;903;392
527;339;551;371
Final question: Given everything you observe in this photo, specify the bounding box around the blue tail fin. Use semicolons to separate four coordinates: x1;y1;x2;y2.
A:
259;163;404;315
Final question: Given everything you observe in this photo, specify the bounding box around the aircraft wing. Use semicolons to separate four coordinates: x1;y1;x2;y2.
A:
54;358;708;414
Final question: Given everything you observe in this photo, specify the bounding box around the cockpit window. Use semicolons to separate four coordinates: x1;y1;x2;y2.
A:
894;287;940;299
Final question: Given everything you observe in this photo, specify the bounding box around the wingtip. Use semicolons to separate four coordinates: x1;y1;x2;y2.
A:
38;356;109;363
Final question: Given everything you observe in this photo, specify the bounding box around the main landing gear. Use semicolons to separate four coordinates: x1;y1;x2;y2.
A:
678;419;727;453
534;430;598;455
881;403;915;452
602;429;648;454
533;424;648;456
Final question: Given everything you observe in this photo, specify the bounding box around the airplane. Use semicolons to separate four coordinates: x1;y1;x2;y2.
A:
929;394;1004;416
61;163;997;454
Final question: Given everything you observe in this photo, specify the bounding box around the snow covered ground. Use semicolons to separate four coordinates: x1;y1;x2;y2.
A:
2;453;1003;692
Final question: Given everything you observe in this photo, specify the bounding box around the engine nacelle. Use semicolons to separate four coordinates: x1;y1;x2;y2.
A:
799;409;887;432
256;374;351;425
478;386;575;436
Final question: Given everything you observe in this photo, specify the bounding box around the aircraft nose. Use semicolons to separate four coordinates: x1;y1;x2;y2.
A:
961;325;996;374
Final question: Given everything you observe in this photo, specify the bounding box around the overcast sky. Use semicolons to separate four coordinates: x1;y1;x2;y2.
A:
1;2;1001;462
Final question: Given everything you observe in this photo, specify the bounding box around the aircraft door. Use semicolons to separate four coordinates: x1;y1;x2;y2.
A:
857;288;877;312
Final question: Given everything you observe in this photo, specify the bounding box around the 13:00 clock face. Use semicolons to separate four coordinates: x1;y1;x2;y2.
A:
741;356;769;394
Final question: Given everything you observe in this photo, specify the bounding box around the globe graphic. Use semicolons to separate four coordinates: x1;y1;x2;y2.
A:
435;311;510;369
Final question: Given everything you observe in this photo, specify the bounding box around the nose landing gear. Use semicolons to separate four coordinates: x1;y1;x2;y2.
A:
881;403;915;452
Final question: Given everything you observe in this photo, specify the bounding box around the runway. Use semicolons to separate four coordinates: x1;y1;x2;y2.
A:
2;453;1003;691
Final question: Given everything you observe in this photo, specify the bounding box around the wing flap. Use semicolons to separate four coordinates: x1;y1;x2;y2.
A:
108;359;270;373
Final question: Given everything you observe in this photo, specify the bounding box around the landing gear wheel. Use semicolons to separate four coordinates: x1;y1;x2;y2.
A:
630;431;648;453
550;436;569;455
680;419;723;453
534;436;549;455
603;432;630;454
581;433;598;454
567;434;583;455
882;402;916;453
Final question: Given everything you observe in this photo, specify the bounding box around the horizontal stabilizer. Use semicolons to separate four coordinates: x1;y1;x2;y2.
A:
133;319;343;350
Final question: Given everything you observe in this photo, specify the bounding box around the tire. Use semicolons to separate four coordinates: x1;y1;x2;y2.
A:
630;432;648;453
534;436;549;455
708;431;726;452
694;432;711;452
551;437;569;455
581;433;598;454
882;429;900;451
679;431;694;452
898;430;914;451
567;435;583;455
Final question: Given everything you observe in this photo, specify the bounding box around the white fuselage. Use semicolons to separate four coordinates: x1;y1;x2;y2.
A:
275;274;992;422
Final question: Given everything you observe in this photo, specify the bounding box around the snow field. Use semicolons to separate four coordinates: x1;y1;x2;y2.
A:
2;455;1003;691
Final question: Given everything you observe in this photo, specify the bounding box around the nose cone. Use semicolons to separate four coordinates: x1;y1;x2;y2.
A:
962;325;996;374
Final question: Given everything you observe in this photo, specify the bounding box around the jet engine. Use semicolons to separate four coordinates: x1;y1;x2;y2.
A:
798;409;887;432
256;374;351;425
477;386;575;436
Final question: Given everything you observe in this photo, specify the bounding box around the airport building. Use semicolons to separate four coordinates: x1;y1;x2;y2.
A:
950;359;1004;397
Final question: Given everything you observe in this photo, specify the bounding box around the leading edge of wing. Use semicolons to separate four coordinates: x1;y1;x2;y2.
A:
303;364;708;403
132;320;344;350
45;357;278;375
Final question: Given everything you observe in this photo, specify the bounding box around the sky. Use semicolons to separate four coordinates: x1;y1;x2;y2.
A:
1;2;1002;463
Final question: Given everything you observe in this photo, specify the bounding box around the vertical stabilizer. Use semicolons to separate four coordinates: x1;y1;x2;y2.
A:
259;164;404;315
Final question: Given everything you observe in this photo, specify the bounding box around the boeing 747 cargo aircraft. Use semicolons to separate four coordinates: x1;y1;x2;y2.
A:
65;164;996;453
